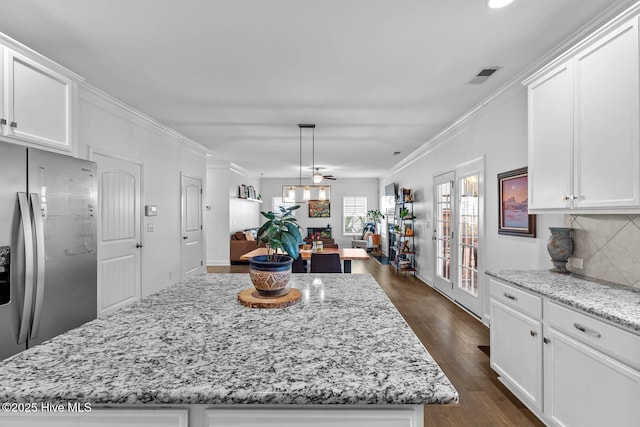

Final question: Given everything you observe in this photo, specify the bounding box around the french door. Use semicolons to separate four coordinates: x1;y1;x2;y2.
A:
433;159;483;317
433;172;455;295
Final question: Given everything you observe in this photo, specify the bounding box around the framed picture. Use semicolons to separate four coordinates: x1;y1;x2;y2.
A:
308;200;330;218
239;184;247;199
498;167;536;237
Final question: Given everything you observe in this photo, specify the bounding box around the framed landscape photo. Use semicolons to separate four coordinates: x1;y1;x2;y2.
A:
308;200;330;218
498;167;536;238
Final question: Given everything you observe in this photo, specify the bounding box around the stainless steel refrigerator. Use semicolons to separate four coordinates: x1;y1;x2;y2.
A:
0;141;97;360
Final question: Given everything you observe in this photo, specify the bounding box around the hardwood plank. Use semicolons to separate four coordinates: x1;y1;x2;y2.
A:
207;258;544;426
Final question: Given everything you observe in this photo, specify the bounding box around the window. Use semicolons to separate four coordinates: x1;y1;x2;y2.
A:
272;196;297;215
343;196;367;235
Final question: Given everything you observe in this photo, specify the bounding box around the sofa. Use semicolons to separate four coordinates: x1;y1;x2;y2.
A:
230;229;259;263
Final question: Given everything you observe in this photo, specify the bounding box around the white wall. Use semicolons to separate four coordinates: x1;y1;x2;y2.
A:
260;178;379;248
77;86;207;296
382;84;564;322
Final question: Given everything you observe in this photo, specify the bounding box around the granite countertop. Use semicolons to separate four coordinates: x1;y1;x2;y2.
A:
486;270;640;334
0;273;458;405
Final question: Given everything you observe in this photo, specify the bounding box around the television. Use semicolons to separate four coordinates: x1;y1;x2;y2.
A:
384;183;397;197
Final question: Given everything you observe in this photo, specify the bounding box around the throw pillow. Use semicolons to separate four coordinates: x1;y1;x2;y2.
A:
245;230;255;241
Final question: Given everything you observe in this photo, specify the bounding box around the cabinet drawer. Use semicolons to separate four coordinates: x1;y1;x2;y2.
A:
544;300;640;371
489;278;542;319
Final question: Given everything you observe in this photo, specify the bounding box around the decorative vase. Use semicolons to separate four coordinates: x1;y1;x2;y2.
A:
248;255;293;297
546;227;574;274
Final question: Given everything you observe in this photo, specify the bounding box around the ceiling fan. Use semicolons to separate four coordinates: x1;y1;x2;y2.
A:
312;168;336;183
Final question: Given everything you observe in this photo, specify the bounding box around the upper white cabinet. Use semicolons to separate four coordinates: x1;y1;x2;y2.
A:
526;16;640;213
2;48;73;150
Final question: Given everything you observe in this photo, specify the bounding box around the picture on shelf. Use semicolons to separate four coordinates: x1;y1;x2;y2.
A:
239;184;247;198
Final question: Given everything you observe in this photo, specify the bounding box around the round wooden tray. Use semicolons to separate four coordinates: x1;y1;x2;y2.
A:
238;288;302;309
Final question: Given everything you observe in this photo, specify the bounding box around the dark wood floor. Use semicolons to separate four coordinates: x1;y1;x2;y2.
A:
208;258;544;426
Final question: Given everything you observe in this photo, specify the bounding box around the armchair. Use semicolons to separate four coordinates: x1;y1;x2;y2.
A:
351;223;376;250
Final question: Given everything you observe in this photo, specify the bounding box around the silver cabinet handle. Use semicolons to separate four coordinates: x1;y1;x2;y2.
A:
183;236;188;240
17;193;35;345
530;330;538;337
543;337;551;344
29;193;46;340
574;323;601;338
562;195;569;201
135;243;143;248
503;292;517;301
570;195;578;200
10;121;17;128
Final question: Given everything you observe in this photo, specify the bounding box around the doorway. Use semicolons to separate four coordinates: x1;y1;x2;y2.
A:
181;173;203;279
433;157;484;317
92;152;142;316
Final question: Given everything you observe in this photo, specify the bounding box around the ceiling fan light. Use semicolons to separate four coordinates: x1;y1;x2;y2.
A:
303;186;311;200
487;0;514;8
318;186;326;201
313;173;323;184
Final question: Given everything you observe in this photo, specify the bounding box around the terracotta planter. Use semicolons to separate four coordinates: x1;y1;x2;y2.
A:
248;255;293;297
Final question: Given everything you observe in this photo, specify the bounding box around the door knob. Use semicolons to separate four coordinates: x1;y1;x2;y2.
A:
183;236;188;240
135;243;143;248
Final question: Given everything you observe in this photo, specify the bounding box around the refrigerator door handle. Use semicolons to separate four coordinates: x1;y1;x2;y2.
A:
29;193;46;340
17;192;35;345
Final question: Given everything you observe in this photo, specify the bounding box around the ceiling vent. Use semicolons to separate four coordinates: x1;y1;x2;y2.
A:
469;67;501;84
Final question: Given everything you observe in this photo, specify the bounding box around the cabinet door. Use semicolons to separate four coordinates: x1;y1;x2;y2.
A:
528;61;573;211
544;326;640;427
0;46;5;134
5;50;72;150
490;299;543;410
575;17;640;209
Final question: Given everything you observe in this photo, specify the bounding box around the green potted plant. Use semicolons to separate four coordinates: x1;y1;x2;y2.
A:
249;205;303;298
367;209;385;233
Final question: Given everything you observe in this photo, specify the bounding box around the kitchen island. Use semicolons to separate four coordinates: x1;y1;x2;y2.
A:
0;273;457;427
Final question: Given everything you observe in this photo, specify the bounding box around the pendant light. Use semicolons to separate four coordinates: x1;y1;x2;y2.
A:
311;127;323;184
318;186;326;201
301;125;311;200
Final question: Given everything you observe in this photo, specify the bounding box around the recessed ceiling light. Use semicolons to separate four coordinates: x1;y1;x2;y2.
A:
488;0;515;9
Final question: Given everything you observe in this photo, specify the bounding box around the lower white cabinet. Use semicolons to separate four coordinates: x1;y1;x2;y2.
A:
205;407;422;427
489;278;640;427
490;299;543;411
543;326;640;427
0;408;188;427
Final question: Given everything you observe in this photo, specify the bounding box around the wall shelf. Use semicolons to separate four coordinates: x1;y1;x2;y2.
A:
238;197;262;203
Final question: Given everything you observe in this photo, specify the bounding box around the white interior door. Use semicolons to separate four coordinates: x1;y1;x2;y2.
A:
433;171;455;296
181;173;203;279
93;152;142;316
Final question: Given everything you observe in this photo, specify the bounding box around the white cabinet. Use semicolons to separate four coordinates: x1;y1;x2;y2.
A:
543;326;640;427
526;16;640;213
0;408;189;427
490;278;640;427
528;61;573;211
2;49;73;150
489;278;543;412
490;299;543;411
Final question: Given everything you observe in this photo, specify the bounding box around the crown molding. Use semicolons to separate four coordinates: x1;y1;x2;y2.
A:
79;83;210;156
0;31;84;81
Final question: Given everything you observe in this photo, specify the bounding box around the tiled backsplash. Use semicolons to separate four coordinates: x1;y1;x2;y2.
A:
564;214;640;289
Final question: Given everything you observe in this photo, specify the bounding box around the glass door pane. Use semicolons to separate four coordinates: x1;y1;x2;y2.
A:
458;174;479;297
435;180;452;281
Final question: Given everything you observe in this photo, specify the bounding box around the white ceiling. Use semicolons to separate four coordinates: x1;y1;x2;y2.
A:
0;0;633;179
